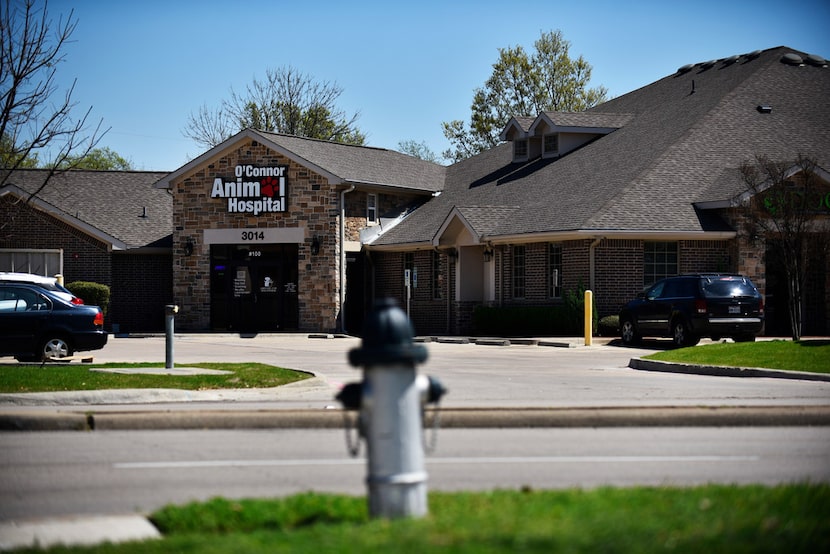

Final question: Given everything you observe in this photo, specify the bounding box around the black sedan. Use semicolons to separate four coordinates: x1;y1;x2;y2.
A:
0;282;108;361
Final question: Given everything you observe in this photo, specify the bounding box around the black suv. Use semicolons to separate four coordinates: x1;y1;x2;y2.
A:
619;274;764;347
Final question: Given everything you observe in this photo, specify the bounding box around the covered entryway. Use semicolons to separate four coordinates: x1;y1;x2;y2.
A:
210;244;298;332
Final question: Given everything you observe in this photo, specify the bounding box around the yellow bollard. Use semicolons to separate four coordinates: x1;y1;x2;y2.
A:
584;290;593;346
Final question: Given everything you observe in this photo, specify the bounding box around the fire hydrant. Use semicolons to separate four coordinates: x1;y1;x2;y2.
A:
337;298;446;519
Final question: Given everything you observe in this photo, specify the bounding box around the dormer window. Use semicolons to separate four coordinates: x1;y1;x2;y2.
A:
514;139;528;161
543;134;559;156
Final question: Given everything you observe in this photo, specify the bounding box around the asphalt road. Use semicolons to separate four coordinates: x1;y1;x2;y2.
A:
3;426;829;522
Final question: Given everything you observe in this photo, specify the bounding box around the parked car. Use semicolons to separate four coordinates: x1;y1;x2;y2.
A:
619;274;764;347
0;272;84;305
0;282;107;361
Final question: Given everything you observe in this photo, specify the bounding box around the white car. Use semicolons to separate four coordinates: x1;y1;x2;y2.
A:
0;272;84;305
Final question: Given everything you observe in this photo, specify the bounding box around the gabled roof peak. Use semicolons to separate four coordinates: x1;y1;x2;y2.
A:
500;111;632;141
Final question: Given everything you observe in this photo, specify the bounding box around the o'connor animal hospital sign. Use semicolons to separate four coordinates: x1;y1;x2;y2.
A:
211;165;288;214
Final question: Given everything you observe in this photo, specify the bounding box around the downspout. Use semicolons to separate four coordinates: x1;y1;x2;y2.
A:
589;237;603;292
340;184;355;333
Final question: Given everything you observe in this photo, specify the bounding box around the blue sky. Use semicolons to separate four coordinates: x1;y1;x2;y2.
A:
47;0;830;170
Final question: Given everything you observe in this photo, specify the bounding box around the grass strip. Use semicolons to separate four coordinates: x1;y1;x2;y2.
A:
20;484;830;553
0;363;310;393
644;340;830;373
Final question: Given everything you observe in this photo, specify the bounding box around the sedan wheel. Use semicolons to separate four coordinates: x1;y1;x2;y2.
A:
42;337;71;360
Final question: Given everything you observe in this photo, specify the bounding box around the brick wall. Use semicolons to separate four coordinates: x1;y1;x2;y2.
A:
373;237;751;334
109;252;173;333
1;196;112;285
1;195;172;332
372;250;450;335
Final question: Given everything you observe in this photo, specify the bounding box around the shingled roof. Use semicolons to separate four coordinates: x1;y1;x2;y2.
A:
155;128;445;194
1;169;171;250
372;46;830;248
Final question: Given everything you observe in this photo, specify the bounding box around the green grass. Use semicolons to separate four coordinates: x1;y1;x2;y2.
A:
0;363;311;393
14;485;830;553
644;340;830;373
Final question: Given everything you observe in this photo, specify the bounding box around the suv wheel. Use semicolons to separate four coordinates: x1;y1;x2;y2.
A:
620;319;639;345
671;320;699;348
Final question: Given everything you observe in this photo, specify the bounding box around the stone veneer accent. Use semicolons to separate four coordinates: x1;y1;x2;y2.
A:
171;139;341;331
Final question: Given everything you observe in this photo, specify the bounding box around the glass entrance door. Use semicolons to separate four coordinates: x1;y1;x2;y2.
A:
210;244;298;332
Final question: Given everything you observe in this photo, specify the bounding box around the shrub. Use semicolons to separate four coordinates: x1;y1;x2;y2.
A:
66;281;111;315
598;315;619;336
563;281;599;333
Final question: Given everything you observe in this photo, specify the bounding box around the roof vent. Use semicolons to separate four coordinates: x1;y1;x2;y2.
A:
700;59;717;70
781;53;804;66
744;50;762;61
722;55;740;66
806;53;827;67
757;105;772;114
677;63;695;74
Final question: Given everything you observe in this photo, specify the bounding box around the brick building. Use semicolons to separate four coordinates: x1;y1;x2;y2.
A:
2;46;828;337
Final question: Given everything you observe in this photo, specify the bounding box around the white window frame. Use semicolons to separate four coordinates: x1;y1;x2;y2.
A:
367;193;378;224
543;133;559;157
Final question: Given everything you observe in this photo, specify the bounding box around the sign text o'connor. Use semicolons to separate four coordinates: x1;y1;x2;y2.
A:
211;165;288;215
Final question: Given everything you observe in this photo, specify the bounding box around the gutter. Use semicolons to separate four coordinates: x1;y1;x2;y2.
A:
339;185;355;333
589;237;603;291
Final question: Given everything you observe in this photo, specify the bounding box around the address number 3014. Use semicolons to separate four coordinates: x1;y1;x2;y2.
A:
241;231;265;241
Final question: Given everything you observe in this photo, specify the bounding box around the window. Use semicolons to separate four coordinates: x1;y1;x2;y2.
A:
512;245;526;298
543;134;559;156
514;139;528;160
0;249;62;275
432;250;443;300
547;243;562;298
643;242;678;286
404;252;414;290
367;193;378;224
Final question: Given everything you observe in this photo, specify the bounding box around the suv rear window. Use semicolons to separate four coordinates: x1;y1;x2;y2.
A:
701;277;757;298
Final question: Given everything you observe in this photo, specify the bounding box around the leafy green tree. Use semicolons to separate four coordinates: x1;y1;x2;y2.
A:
183;66;365;148
61;147;132;170
0;133;38;168
397;139;439;163
442;30;608;162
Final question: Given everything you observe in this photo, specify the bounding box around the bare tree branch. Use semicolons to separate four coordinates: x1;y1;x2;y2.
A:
182;65;364;148
1;0;106;224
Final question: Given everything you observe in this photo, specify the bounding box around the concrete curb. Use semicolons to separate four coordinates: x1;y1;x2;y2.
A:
630;358;830;382
3;405;830;432
0;515;160;551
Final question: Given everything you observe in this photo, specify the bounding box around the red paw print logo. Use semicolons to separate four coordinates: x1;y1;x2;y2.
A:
260;176;277;197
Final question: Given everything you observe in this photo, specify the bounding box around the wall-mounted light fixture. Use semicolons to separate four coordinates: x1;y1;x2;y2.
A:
311;236;321;255
447;248;458;262
183;237;194;257
483;247;493;262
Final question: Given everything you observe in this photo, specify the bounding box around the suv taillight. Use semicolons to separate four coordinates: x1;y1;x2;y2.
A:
94;310;104;327
695;299;707;314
